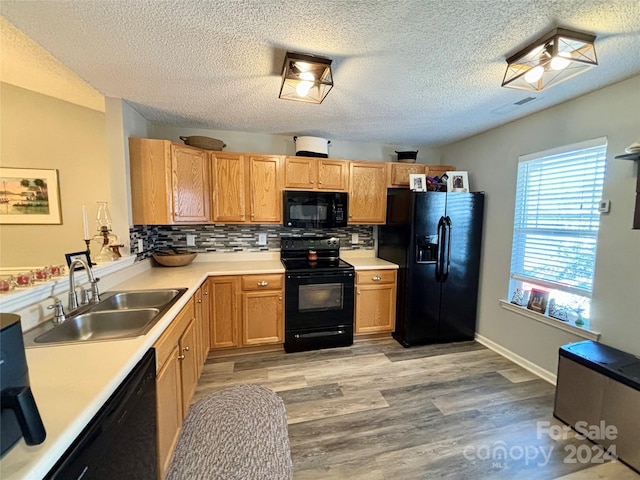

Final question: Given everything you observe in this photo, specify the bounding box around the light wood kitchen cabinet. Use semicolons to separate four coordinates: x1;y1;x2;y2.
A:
153;298;199;479
155;345;181;480
178;318;198;419
208;276;240;348
355;269;397;334
387;163;456;188
348;161;387;224
387;163;426;187
210;152;283;224
129;138;210;224
284;156;349;191
425;164;455;179
194;283;211;373
240;274;284;346
209;274;285;351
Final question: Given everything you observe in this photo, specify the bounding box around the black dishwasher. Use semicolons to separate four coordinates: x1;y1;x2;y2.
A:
46;349;157;480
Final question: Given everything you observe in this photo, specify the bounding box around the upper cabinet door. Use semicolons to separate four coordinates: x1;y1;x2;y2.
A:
249;155;282;223
211;152;247;223
349;161;387;224
387;163;426;188
425;165;455;180
170;145;210;223
318;159;349;191
284;156;316;189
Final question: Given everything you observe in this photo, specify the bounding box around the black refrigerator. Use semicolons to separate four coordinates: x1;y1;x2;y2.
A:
378;189;484;347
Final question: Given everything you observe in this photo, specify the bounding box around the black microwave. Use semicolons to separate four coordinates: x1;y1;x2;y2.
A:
283;191;348;228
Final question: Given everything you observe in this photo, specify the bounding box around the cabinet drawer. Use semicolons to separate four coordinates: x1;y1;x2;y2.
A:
356;269;397;285
154;298;194;370
241;274;283;291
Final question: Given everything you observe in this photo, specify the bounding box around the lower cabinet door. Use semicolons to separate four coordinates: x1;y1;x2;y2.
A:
179;319;198;418
355;284;396;333
242;290;283;345
156;345;182;479
209;277;240;348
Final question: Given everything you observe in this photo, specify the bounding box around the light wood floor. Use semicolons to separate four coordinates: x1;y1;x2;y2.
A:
193;338;638;480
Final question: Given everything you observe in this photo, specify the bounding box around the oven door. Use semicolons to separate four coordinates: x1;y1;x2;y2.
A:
285;271;354;330
284;270;354;352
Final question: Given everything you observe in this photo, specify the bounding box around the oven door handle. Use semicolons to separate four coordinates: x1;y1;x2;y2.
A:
294;330;346;339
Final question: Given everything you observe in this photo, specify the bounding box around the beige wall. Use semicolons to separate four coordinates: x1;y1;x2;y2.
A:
152;125;441;164
440;75;640;374
0;83;110;266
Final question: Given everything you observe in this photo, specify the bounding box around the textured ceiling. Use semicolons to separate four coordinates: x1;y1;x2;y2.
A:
1;0;639;147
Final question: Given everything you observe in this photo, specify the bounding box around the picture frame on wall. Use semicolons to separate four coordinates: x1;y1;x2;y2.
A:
445;171;469;193
409;173;427;192
527;288;549;314
0;167;62;224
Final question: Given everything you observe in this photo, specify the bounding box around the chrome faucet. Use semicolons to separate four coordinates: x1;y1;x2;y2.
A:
68;258;100;310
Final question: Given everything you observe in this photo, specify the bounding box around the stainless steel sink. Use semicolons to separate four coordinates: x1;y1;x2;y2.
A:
34;309;160;344
90;289;182;311
24;287;187;347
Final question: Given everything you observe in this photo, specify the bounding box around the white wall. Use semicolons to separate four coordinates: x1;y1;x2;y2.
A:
440;75;640;375
152;125;441;164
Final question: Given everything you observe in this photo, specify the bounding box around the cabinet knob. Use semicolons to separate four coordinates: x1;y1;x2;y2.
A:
310;180;315;184
203;291;208;295
319;181;323;184
178;354;185;360
197;299;202;303
357;290;361;295
257;281;268;287
183;346;190;352
278;296;282;301
373;276;382;281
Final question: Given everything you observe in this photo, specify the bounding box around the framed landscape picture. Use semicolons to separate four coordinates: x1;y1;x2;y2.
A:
0;168;62;224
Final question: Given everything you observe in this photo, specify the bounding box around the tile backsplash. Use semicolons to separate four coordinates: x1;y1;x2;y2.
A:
130;224;374;260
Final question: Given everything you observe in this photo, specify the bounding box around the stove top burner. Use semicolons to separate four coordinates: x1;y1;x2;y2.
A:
281;258;353;272
280;236;353;273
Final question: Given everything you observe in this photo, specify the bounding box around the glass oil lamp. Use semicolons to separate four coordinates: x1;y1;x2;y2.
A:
92;201;119;262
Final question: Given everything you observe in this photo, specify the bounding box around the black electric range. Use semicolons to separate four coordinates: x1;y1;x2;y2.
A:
280;236;355;353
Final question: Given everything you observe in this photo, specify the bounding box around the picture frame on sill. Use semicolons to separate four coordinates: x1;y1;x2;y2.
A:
0;167;62;224
65;251;93;270
527;288;549;314
409;173;427;192
446;171;469;193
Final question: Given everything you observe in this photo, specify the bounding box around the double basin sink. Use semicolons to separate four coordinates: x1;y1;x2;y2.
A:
24;288;187;347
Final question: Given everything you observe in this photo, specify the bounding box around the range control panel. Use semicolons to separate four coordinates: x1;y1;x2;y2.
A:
280;236;340;251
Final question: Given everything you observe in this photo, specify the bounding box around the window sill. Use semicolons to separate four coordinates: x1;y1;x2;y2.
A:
498;299;600;341
0;256;137;313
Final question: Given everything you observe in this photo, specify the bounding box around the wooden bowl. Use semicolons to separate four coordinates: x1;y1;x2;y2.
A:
152;252;197;267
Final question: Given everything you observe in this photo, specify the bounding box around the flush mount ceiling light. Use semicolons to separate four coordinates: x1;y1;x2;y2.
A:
279;52;333;104
502;27;597;92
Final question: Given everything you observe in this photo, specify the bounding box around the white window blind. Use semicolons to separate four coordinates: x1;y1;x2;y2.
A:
510;137;607;297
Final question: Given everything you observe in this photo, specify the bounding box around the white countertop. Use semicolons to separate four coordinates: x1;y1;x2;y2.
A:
341;250;398;270
0;251;396;479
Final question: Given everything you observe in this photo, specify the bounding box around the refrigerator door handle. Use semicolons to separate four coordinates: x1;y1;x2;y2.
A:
436;216;445;281
442;216;452;282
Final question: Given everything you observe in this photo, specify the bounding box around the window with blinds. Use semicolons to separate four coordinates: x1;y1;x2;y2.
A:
509;137;607;316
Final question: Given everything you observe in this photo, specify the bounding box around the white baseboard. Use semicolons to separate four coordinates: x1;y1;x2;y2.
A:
475;333;557;385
